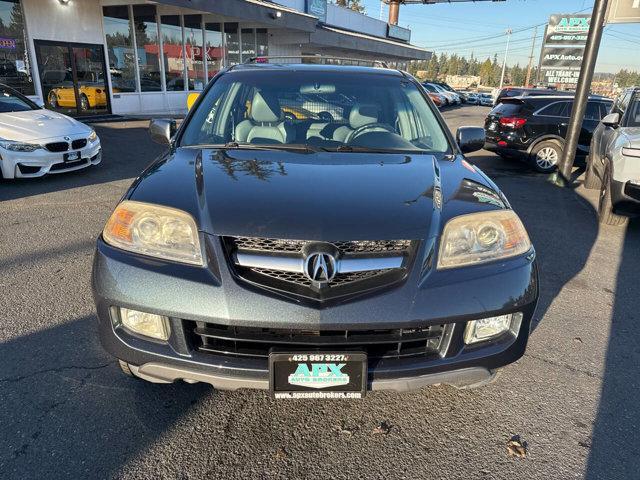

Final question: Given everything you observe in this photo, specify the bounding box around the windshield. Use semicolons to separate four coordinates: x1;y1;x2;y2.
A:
0;87;38;113
181;70;450;153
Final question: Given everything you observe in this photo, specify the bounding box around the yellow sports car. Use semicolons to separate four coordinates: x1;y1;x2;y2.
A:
48;84;108;111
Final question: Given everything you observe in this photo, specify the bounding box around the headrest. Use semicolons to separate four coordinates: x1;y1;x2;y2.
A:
250;90;281;123
349;104;379;129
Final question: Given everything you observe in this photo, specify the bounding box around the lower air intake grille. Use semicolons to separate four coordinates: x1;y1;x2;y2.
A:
189;322;447;360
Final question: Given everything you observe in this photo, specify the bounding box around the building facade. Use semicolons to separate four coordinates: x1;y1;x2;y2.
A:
1;0;429;117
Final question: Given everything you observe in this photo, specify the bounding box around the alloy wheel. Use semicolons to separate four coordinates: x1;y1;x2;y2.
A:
535;146;559;169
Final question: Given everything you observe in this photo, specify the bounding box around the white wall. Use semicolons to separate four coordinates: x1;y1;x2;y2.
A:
22;0;107;101
22;0;105;44
325;4;387;38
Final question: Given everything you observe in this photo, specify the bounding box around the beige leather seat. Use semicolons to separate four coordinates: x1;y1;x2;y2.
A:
235;91;294;144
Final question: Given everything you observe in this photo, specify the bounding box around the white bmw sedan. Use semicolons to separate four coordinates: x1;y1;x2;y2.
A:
0;84;101;179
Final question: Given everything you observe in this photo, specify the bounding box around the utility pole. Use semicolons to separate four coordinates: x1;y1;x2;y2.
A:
499;29;512;90
554;0;609;185
525;27;538;87
388;0;400;25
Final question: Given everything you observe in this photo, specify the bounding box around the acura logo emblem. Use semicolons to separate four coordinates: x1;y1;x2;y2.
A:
304;253;336;283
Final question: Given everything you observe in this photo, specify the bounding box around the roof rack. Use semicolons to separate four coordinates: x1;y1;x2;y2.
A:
242;55;389;68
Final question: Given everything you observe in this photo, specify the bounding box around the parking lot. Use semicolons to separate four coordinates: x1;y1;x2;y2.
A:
1;105;638;479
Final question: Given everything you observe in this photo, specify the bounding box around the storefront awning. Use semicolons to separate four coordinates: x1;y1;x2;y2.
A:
309;25;430;61
155;0;318;32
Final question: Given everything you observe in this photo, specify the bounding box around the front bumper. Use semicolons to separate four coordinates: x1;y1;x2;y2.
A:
92;236;538;392
0;139;101;179
611;179;640;216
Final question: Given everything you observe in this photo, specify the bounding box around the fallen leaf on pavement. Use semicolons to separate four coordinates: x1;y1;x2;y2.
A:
507;435;527;458
372;420;393;435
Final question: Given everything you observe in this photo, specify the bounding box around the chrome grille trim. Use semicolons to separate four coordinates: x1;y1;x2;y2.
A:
230;237;412;254
234;251;404;274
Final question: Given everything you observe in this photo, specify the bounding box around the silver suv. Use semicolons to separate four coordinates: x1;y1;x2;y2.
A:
586;87;640;226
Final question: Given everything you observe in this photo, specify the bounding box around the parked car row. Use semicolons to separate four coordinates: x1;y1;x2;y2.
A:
484;86;640;225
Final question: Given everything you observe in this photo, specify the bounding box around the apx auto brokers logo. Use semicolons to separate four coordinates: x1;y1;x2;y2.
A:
288;363;349;389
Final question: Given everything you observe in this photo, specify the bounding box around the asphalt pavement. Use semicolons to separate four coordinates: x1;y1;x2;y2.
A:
1;106;638;480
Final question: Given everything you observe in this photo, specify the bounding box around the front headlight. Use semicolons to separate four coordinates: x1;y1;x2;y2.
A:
0;140;42;152
103;200;203;265
437;210;531;269
88;130;98;142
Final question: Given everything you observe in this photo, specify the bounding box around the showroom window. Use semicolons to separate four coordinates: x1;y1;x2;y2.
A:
132;5;161;92
205;22;223;80
241;28;256;61
103;6;137;92
225;23;240;66
184;15;204;91
160;15;185;91
256;28;268;57
0;0;34;95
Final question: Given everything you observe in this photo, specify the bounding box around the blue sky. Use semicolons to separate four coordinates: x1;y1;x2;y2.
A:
360;0;640;73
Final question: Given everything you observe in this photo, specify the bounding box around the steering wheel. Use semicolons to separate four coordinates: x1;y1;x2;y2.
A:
347;123;396;143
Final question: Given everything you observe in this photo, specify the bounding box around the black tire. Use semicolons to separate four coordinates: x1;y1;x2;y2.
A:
118;359;137;378
584;151;602;190
598;166;628;226
529;140;562;173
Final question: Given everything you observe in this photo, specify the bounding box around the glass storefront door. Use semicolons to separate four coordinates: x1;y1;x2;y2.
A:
35;41;110;116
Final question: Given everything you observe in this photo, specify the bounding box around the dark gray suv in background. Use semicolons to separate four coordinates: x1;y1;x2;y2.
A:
92;61;538;399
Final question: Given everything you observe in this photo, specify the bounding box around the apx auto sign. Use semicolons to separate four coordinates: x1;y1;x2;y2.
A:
544;14;590;44
539;13;590;86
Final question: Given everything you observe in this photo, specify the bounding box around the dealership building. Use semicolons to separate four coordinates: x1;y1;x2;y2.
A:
1;0;429;117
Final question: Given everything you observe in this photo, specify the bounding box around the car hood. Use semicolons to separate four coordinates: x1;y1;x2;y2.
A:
131;148;444;241
0;109;91;142
623;127;640;147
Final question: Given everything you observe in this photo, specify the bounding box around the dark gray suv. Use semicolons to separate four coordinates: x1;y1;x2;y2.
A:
92;62;538;399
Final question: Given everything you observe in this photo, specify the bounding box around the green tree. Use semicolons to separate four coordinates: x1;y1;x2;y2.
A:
425;55;439;80
479;58;493;86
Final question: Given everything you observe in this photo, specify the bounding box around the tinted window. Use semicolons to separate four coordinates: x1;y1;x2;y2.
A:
537;101;568;117
584;101;602;120
0;86;36;112
627;96;640;127
502;89;523;98
491;102;523;116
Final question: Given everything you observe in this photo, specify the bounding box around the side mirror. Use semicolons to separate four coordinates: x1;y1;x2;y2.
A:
602;112;620;128
456;126;485;154
187;92;200;111
149;119;176;146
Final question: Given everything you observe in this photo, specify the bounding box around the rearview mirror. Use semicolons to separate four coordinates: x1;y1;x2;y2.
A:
187;92;200;111
456;127;485;154
149;119;176;146
602;112;620;128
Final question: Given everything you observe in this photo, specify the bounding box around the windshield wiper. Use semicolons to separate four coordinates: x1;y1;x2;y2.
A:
332;145;427;154
190;142;325;153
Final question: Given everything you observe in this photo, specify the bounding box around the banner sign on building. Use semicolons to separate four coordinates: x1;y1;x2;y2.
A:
607;0;640;24
306;0;327;23
387;24;411;42
539;14;591;86
0;37;16;49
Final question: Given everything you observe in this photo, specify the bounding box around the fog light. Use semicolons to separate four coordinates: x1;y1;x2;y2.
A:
119;308;170;341
463;313;522;344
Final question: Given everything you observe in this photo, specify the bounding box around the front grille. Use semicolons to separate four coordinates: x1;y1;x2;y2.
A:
71;139;87;150
224;236;416;302
230;237;412;255
189;321;447;360
50;159;88;171
253;268;386;287
45;142;69;152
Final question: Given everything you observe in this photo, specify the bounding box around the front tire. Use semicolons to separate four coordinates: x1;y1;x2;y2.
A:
584;151;602;189
598;166;628;226
530;140;562;173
